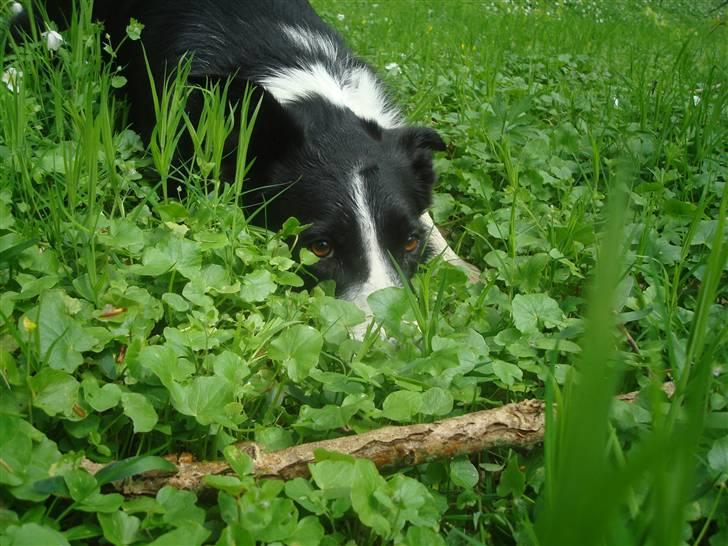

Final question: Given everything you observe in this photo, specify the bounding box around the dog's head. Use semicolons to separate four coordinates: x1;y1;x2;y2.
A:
213;79;446;311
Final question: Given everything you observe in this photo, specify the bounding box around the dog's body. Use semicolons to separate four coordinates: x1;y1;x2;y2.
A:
12;0;475;310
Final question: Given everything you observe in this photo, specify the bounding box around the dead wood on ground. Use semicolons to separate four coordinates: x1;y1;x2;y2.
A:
81;383;674;495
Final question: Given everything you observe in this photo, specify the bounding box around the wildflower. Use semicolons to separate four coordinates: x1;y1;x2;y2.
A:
1;66;22;92
692;95;701;106
336;13;345;22
613;97;620;108
10;2;23;16
384;62;401;75
42;30;64;51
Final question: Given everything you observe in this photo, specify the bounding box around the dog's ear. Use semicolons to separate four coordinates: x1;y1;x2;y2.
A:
186;74;303;182
398;126;447;153
395;126;446;189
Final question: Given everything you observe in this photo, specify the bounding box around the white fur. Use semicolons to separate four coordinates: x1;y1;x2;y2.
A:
420;212;481;282
280;24;339;59
260;63;402;128
342;173;400;312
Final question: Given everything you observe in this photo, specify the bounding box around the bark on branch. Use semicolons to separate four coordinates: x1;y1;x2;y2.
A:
81;383;674;495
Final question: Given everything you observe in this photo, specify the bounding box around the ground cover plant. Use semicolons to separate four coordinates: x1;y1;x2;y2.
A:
0;0;726;544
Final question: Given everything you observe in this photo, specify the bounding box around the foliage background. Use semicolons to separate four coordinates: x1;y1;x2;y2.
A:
0;0;726;544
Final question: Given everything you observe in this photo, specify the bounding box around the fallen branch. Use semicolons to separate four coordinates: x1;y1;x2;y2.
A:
81;383;674;495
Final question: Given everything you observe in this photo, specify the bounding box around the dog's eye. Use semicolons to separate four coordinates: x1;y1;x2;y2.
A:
404;235;419;253
309;240;333;258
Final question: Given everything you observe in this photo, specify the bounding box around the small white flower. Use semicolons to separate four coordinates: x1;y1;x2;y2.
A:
613;97;620;108
10;2;24;16
384;62;401;75
692;95;701;106
42;30;64;52
336;13;345;21
2;66;22;92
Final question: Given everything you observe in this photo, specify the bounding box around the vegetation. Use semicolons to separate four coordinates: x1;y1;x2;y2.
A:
0;0;726;544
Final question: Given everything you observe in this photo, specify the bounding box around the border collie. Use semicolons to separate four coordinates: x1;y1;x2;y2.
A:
11;0;477;313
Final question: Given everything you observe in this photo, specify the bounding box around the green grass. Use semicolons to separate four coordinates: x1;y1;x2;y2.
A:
1;0;727;544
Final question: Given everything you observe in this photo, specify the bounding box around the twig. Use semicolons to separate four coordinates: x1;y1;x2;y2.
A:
81;383;675;495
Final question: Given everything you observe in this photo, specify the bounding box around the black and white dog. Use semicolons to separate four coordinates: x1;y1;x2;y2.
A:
11;0;476;312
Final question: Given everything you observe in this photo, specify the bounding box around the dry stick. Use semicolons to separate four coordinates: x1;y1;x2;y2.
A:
82;383;674;496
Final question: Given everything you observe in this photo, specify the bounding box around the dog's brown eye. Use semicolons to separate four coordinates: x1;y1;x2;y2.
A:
404;235;419;253
309;240;333;258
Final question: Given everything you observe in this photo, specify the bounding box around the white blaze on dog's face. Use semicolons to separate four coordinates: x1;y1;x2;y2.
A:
340;172;404;313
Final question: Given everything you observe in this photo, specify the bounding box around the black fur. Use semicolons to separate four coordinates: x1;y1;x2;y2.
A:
9;0;447;305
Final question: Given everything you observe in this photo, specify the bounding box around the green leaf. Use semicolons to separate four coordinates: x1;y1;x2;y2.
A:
382;390;423;422
121;392;158;433
289;516;325;546
450;458;479;489
368;287;410;334
30;369;79;417
64;469;98;501
178;376;235;425
491;360;524;386
34;290;97;373
98;511;140;546
95;456;177;486
269;325;323;382
512;293;564;334
309;460;355;499
496;455;525;498
350;459;391;537
405;526;446;546
216;524;254;546
147;523;210;546
157;486;206;526
239;269;277;302
3;523;71;546
204;475;247;496
421;387;454;416
707;436;728;475
223;446;254;478
82;378;121;412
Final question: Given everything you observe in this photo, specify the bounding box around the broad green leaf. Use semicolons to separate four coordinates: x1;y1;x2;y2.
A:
82;378;121;412
269;325;323;382
491;360;524;386
511;293;564;334
450;459;479;489
30;369;79;417
33;290;98;373
3;523;71;546
147;524;210;546
309;460;355;499
350;459;391;537
178;376;235;425
157;486;205;526
239;269;277;302
405;526;446;546
368;287;410;334
204;475;246;496
496;456;525;498
421;387;454;416
64;469;98;501
707;436;728;474
98;511;141;546
121;392;158;433
382;390;423;422
223;446;254;478
289;516;325;546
